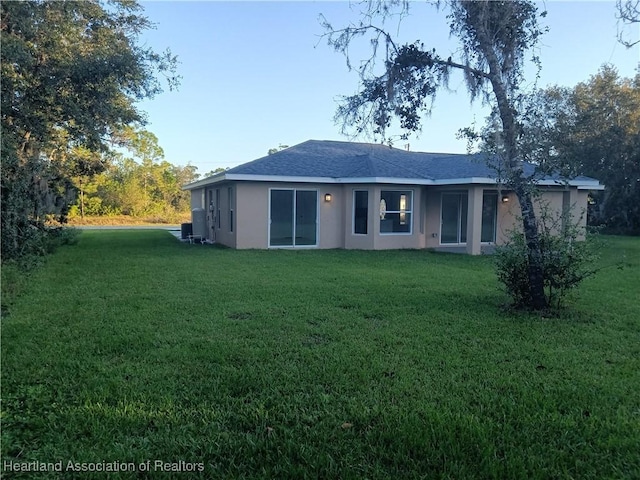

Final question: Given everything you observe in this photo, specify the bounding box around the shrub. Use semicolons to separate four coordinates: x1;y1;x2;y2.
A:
1;226;80;315
495;203;599;310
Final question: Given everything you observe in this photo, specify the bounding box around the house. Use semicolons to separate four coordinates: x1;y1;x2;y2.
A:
183;140;603;253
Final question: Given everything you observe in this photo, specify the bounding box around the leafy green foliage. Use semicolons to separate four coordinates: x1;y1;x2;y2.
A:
1;227;79;314
515;66;640;234
2;231;639;478
496;203;599;310
322;1;553;309
1;0;178;261
68;127;198;220
569;66;640;234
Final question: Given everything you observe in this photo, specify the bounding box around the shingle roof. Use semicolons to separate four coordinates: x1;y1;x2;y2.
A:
226;140;495;180
184;140;602;189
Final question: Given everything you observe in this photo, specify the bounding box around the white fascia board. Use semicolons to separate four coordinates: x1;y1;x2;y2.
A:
183;174;227;190
569;180;605;189
536;179;605;189
430;177;498;185
184;173;604;190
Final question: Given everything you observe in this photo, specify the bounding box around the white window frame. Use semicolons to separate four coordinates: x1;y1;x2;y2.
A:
379;190;413;235
268;188;319;248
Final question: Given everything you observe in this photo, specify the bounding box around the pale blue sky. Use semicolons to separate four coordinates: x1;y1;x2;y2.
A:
137;1;639;174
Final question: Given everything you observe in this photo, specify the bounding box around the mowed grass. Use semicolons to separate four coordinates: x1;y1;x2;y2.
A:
2;230;639;479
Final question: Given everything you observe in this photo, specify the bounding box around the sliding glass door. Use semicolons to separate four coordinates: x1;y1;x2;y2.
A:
269;189;317;247
441;191;498;245
441;192;468;244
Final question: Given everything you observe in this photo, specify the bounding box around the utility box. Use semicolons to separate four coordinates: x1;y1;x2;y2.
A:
181;223;193;240
191;208;207;239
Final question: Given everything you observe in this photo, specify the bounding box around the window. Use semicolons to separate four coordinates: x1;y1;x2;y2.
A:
441;192;468;244
380;190;412;234
215;189;221;229
353;190;368;234
269;189;317;247
228;187;234;233
481;193;498;243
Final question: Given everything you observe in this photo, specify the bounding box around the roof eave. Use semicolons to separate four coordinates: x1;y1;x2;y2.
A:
182;173;227;190
183;173;603;190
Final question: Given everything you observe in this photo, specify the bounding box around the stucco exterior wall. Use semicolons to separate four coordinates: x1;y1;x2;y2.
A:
496;187;589;243
343;186;375;250
190;188;205;210
234;182;345;249
234;182;267;249
192;180;591;253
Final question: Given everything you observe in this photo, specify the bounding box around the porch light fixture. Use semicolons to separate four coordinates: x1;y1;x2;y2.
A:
501;194;510;203
324;193;332;202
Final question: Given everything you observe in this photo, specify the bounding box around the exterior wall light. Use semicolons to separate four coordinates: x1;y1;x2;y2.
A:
501;194;510;203
324;193;332;202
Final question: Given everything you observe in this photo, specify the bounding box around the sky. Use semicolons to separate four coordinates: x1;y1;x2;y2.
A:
136;1;639;174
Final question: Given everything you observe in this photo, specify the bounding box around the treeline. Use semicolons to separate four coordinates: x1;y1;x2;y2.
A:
70;127;198;222
530;66;640;235
1;1;180;261
470;65;639;236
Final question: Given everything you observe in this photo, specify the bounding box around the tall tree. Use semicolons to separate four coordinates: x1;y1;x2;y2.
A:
323;0;551;309
78;127;198;219
531;67;640;234
1;0;178;259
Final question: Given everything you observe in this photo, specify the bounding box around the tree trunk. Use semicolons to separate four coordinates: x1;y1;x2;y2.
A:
79;177;85;219
473;24;548;310
514;183;548;309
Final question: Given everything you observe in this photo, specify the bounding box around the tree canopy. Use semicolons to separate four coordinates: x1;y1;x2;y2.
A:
528;66;640;234
71;127;198;220
1;0;178;259
323;0;553;309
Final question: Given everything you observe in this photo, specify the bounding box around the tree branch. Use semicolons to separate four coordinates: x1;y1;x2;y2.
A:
616;0;640;47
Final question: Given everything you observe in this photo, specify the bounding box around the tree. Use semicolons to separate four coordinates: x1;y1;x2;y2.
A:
1;0;178;259
202;168;227;178
530;66;640;234
78;127;198;219
616;0;640;47
322;0;552;309
268;144;289;155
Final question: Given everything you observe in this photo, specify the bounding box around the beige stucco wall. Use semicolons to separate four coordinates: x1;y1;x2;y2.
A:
234;182;427;250
234;182;344;249
341;185;428;250
190;188;205;210
343;185;375;249
498;187;589;242
191;181;591;252
235;182;268;249
195;182;237;247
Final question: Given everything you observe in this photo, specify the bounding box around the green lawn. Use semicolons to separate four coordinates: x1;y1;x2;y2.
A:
2;231;639;479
